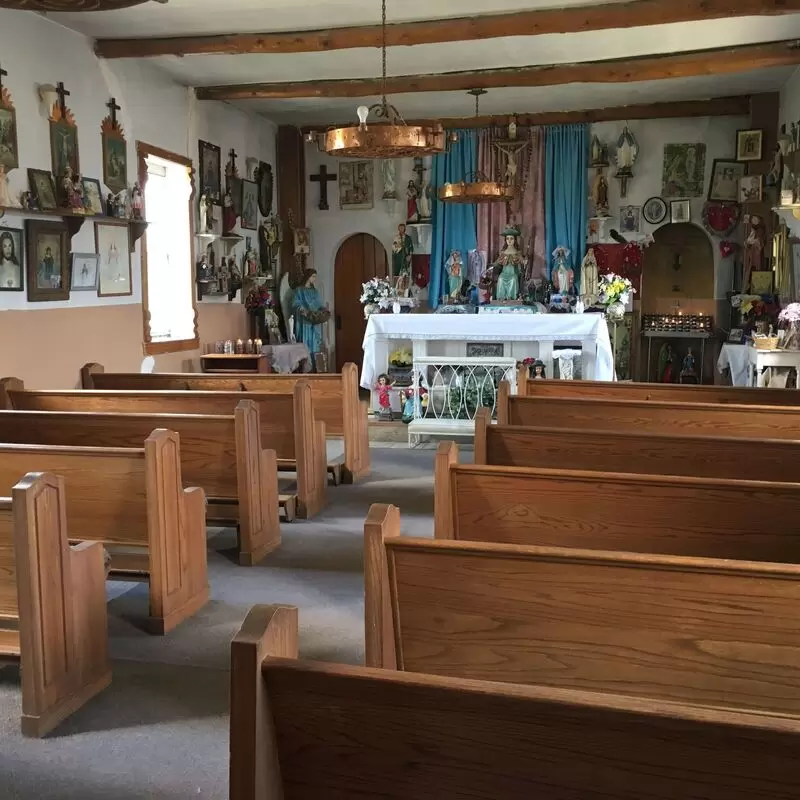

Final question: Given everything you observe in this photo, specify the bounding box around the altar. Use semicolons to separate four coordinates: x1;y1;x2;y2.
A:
360;313;615;390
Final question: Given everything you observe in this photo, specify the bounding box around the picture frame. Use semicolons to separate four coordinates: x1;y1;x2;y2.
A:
0;85;19;172
739;174;763;204
28;168;57;211
339;160;374;209
241;180;258;229
619;205;641;234
293;227;310;255
708;158;746;202
102;133;127;196
228;176;243;217
0;225;24;291
81;177;104;215
642;196;667;225
25;219;69;302
662;143;706;197
670;199;691;224
750;269;775;296
728;328;745;344
254;160;273;216
95;220;132;297
736;129;763;162
70;252;99;291
198;140;221;202
49;118;79;179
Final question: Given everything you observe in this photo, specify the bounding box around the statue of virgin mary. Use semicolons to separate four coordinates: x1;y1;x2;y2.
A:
491;226;524;302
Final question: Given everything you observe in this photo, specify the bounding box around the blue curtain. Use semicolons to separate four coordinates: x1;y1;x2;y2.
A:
430;129;478;308
545;124;589;291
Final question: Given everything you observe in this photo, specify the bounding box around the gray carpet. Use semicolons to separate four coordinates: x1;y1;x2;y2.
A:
0;445;443;800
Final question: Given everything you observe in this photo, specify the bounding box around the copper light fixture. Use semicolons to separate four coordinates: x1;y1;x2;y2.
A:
0;0;166;8
317;0;452;159
439;90;515;204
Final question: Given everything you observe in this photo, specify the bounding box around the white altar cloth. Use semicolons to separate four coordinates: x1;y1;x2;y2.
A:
361;313;614;388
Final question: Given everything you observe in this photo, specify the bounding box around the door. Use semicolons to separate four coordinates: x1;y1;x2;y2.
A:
334;233;388;371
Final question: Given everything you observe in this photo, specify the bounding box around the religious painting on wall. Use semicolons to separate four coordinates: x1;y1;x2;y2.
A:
254;161;273;216
95;220;132;297
101;97;127;194
670;199;691;224
0;225;23;291
199;140;221;202
25;219;69;302
293;227;310;255
619;205;641;234
0;77;19;172
82;177;104;215
662;143;706;197
241;180;258;229
49;84;80;179
739;174;763;204
28;168;57;210
70;252;99;292
339;160;374;209
228;176;243;216
736;128;763;162
708;159;746;203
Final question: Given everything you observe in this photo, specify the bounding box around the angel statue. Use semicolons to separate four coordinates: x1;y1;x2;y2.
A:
491;226;525;302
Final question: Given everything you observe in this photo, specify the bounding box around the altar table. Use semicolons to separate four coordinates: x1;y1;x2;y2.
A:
361;313;614;389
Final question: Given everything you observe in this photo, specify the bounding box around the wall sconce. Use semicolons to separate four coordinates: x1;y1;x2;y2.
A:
36;83;58;118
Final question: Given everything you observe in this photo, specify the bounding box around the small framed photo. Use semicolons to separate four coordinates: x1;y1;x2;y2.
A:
70;252;99;291
708;158;746;202
26;219;69;301
750;270;774;296
198;139;221;202
28;168;57;211
619;205;641;233
0;225;24;291
81;177;104;215
736;129;763;162
670;199;691;223
293;227;310;255
241;180;258;229
739;174;763;203
95;220;132;297
728;328;745;344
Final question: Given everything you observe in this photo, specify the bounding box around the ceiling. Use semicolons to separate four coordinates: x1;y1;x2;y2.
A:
39;0;800;124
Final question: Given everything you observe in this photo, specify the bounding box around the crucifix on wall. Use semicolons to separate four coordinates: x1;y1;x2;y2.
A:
310;164;337;211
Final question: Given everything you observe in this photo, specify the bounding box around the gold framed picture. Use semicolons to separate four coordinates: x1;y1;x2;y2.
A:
750;270;774;296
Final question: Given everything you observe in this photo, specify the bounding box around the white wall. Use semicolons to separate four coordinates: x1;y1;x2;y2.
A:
0;9;276;312
590;115;749;299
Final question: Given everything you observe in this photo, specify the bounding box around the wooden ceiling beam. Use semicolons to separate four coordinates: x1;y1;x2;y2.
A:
195;40;800;101
94;0;800;59
299;96;754;132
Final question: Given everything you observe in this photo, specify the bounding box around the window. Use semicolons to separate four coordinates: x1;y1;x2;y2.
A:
137;141;198;355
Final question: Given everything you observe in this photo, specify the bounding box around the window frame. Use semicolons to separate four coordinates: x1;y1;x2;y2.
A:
136;140;199;356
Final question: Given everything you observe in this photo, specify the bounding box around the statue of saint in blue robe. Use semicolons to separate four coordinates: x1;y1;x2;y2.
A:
292;271;327;357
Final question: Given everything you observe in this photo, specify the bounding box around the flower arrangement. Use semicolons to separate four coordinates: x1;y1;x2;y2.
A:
598;273;635;307
778;303;800;325
244;285;273;311
360;276;396;307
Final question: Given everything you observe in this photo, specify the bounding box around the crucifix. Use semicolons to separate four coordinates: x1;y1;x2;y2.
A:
106;96;121;128
55;81;70;115
226;147;239;178
310;164;337;211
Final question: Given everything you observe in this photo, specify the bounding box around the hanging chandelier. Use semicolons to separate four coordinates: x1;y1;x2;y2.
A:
308;0;454;158
439;90;515;204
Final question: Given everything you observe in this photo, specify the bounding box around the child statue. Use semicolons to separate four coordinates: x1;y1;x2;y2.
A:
491;226;524;302
445;250;463;299
375;374;394;421
292;268;331;366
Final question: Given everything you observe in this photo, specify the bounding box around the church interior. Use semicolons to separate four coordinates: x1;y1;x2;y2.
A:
3;1;800;797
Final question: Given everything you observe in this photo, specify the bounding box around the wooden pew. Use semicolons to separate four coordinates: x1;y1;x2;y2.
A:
82;361;370;485
1;378;326;519
1;472;110;737
365;504;800;718
517;369;800;405
434;441;800;563
0;432;207;634
473;406;800;482
496;381;800;439
0;401;285;565
230;604;800;800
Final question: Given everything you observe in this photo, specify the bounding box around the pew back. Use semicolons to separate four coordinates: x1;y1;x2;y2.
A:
473;407;800;482
231;605;800;800
435;443;800;562
365;505;800;718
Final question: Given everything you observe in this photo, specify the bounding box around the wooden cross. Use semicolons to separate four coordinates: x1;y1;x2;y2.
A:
226;147;238;177
0;65;7;93
106;96;121;127
310;164;337;211
56;82;70;114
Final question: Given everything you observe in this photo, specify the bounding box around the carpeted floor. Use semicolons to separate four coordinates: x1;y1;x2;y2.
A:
0;444;448;800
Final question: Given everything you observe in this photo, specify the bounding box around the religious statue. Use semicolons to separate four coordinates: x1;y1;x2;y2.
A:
62;165;85;212
0;164;18;208
406;180;419;223
222;186;236;234
417;181;432;221
592;171;610;216
374;374;394;421
581;247;600;305
768;144;783;187
106;192;116;217
551;246;575;296
292;268;331;365
392;223;413;278
680;348;698;384
531;360;546;379
491;226;525;302
400;385;427;424
243;236;258;277
445;250;463;299
131;182;144;220
743;215;766;292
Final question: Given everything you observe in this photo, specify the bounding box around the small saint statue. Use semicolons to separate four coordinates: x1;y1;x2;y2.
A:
551;246;575;296
62;166;85;212
243;236;259;277
292;268;331;368
392;223;413;278
581;247;599;305
417;180;432;221
131;182;144;220
680;348;698;384
592;172;610;216
491;226;524;302
222;186;236;234
406;180;419;223
445;250;463;299
743;215;766;293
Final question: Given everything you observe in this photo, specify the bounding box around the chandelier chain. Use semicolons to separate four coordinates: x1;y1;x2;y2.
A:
381;0;388;108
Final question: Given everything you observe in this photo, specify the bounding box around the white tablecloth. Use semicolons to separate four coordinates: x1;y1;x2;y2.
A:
261;343;310;374
717;343;749;386
361;313;614;388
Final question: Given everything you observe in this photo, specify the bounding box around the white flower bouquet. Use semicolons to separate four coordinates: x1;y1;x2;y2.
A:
360;277;396;309
598;272;635;307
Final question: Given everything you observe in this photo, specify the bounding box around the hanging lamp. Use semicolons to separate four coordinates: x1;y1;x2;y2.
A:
439;90;515;204
314;0;453;158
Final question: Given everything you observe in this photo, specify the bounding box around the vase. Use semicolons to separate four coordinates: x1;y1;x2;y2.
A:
605;302;625;322
364;303;377;318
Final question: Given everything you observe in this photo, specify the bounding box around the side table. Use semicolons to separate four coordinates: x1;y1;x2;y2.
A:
200;353;271;374
746;344;800;388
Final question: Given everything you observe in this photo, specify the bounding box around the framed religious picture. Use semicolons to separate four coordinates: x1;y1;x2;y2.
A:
101;97;127;194
49;106;80;179
199;140;221;202
27;168;57;211
619;205;641;233
339;160;374;209
293;227;310;255
0;225;23;291
82;177;104;215
95;220;132;297
254;161;273;216
25;219;69;302
739;174;763;204
750;270;774;296
728;328;745;344
0;79;19;172
708;159;746;202
662;143;706;197
670;199;691;224
241;180;258;229
228;176;243;216
70;252;99;292
642;196;667;225
736;129;763;162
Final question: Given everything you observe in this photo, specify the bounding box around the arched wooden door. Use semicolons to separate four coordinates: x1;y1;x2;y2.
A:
334;233;388;371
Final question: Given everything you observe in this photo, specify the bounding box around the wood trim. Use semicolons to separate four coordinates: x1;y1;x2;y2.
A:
473;407;490;466
195;40;800;101
433;441;458;540
292;381;327;519
96;0;800;58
